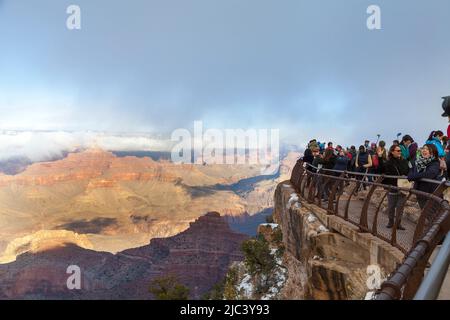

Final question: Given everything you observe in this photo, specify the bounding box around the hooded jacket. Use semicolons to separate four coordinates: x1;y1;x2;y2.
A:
425;137;445;158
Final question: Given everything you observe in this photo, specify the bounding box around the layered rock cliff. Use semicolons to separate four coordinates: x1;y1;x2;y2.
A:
0;149;297;259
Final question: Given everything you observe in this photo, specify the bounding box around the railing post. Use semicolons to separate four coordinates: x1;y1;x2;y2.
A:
307;173;316;203
344;178;360;221
301;173;310;198
327;172;345;215
290;160;304;191
372;191;388;236
360;175;384;231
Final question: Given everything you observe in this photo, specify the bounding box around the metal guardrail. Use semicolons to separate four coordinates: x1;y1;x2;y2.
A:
414;230;450;300
289;159;450;300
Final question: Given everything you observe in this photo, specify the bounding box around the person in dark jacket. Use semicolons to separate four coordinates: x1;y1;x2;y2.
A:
408;144;441;209
445;142;450;179
302;148;314;165
355;145;373;191
318;148;336;170
333;149;349;172
307;146;321;172
378;145;410;229
349;146;357;171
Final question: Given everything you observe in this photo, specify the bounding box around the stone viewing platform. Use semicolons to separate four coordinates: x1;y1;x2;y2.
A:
273;160;450;299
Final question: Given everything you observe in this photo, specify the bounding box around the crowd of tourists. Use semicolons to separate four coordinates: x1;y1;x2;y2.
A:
300;96;450;229
301;133;445;229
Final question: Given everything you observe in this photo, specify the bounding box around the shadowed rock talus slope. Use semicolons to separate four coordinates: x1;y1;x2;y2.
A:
0;212;248;299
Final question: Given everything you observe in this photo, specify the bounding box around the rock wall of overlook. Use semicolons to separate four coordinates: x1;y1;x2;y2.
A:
273;181;404;300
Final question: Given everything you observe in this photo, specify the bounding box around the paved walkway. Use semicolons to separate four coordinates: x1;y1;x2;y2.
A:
315;189;416;252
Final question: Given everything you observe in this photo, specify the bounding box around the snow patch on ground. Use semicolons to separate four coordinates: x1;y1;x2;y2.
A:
237;274;253;297
287;193;299;209
364;291;376;300
317;225;329;233
307;214;317;223
260;223;279;230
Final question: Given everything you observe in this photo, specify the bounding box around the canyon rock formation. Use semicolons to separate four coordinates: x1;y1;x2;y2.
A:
0;149;298;261
0;212;248;299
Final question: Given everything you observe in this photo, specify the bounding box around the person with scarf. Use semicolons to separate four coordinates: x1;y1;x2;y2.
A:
408;144;441;209
378;145;411;229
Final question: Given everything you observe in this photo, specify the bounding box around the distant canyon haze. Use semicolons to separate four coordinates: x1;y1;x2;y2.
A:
0;137;299;264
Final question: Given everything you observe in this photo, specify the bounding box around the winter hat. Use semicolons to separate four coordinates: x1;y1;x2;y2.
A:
308;141;318;149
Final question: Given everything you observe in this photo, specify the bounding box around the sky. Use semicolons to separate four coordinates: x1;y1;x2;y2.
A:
1;0;450;151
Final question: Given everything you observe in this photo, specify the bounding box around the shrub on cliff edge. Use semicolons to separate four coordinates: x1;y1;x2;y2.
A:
241;235;276;277
149;274;190;300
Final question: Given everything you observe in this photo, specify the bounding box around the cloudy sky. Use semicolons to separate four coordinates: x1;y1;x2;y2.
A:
1;0;449;149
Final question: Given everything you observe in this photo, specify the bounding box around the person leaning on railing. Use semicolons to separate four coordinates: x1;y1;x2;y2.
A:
407;144;441;210
315;148;337;201
378;145;411;229
307;146;321;172
302;140;319;172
